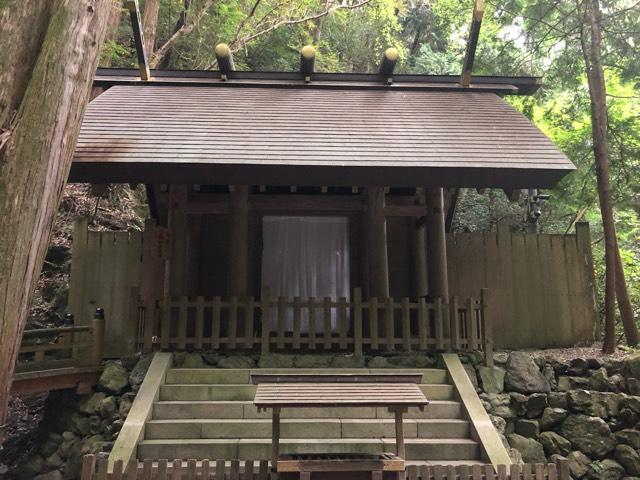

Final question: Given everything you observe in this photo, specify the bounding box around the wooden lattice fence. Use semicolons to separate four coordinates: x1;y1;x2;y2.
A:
81;457;570;480
135;288;492;360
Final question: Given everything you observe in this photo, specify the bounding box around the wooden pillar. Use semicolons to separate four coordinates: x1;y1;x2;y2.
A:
166;184;188;296
412;190;428;298
426;187;449;300
365;187;389;298
229;185;249;297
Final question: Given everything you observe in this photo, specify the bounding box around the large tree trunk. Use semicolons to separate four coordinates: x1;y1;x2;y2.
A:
581;0;620;353
0;0;113;445
616;242;639;346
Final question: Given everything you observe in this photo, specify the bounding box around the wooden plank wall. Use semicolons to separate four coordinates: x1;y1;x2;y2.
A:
447;223;597;349
68;219;144;357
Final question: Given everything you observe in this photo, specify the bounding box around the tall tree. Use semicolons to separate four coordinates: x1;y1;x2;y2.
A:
0;0;114;445
579;0;637;352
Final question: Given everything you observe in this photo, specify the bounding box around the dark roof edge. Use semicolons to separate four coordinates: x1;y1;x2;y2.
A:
93;68;542;95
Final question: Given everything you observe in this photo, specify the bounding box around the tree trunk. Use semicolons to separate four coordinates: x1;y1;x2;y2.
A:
0;0;113;445
581;0;618;354
142;0;161;54
616;241;639;345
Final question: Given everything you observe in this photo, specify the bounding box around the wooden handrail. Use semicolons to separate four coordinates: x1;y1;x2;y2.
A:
17;309;106;371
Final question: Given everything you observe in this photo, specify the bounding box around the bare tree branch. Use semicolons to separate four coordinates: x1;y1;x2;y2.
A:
149;0;214;69
234;0;371;50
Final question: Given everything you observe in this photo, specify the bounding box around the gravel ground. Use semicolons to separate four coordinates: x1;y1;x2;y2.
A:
503;342;634;363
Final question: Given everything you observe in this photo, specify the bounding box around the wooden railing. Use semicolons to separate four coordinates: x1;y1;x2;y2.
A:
136;288;492;359
16;309;105;373
81;457;569;480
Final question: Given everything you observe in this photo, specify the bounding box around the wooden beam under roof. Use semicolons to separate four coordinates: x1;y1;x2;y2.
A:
124;0;150;81
460;0;484;87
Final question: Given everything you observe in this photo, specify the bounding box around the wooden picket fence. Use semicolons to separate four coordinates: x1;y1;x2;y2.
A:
134;288;492;360
81;457;569;480
16;311;105;373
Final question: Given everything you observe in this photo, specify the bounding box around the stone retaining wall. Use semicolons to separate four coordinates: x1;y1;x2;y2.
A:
464;351;640;480
15;354;153;480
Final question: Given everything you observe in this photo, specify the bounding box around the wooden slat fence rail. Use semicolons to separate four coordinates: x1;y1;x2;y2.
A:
16;310;105;373
81;457;570;480
135;288;492;360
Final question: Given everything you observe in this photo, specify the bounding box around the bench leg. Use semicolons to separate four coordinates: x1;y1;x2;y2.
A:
300;472;311;480
372;471;383;480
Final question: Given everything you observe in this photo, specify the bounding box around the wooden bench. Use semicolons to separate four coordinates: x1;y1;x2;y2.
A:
251;373;429;480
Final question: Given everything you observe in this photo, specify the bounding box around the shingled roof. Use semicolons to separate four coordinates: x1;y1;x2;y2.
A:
70;80;574;188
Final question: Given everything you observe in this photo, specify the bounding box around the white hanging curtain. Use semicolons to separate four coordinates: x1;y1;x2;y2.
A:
261;216;350;331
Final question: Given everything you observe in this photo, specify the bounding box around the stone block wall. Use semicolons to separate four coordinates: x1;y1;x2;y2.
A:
463;351;640;480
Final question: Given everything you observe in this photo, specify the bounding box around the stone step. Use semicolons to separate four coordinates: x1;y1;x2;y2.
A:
137;438;479;461
145;418;470;440
164;368;449;385
152;400;463;420
159;383;455;402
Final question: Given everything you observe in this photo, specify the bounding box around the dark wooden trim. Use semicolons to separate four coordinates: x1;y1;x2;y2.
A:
124;1;150;81
93;68;542;95
69;162;573;189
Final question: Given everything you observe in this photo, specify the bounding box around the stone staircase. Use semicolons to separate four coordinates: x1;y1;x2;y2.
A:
137;367;484;465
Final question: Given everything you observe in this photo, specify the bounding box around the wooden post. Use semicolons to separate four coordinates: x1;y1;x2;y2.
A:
412;192;428;299
379;47;399;84
167;184;188;296
229;186;249;297
450;296;460;351
124;0;151;81
354;288;363;356
391;407;407;459
460;0;484;87
272;408;281;471
426;187;449;300
557;457;570;480
261;288;271;354
300;45;316;83
91;308;105;366
481;289;494;367
365;187;390;299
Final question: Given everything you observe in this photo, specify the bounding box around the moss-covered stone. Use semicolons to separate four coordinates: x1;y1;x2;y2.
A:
561;414;616;458
332;354;365;368
615;445;640;476
294;354;332;368
182;353;206;368
78;392;106;415
367;356;390;368
258;353;294;368
585;460;625;480
217;355;256;368
507;433;546;463
98;362;129;394
540;431;571;456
